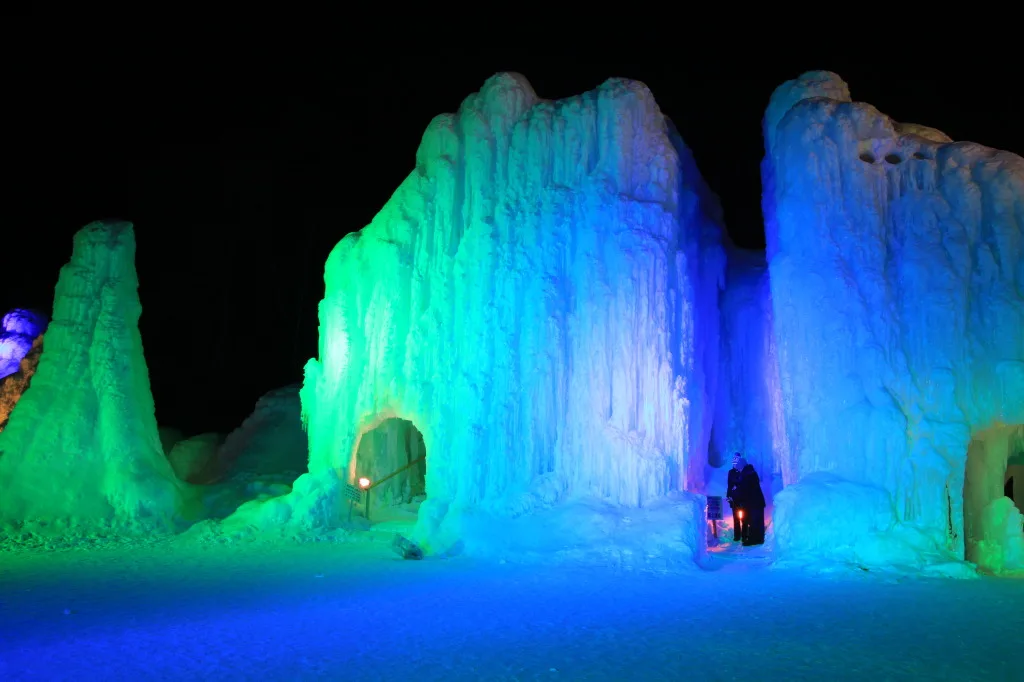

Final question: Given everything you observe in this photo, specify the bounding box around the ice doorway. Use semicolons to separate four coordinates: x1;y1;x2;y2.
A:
353;417;427;530
963;425;1024;573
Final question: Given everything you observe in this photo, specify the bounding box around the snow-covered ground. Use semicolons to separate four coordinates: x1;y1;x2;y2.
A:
1;537;1021;681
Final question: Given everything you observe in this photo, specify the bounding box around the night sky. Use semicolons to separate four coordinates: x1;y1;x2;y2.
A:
6;54;1022;436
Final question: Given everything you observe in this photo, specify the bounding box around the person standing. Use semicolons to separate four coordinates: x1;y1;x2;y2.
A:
726;453;744;542
735;456;767;546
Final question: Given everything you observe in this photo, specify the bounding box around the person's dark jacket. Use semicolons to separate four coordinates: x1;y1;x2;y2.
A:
736;464;766;509
727;468;741;506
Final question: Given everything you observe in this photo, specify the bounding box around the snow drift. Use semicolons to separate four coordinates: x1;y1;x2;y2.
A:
0;221;183;534
230;73;726;563
763;71;1024;573
217;384;308;479
182;385;310;523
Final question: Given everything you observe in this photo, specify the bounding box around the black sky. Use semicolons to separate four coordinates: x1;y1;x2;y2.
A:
5;51;1022;436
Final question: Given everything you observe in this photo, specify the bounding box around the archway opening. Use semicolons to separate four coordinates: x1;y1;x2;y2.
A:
353;417;426;530
1008;446;1024;515
963;424;1024;572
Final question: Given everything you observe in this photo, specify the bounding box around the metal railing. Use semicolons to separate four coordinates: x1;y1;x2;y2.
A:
359;455;426;522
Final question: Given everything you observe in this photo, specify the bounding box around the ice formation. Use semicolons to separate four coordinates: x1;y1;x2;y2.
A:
0;335;44;433
763;71;1024;573
166;433;224;483
0;308;47;380
232;73;726;560
0;221;182;533
217;384;308;479
177;386;311;526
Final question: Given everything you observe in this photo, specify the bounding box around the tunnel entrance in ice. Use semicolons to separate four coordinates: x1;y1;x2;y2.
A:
963;425;1024;572
353;417;427;527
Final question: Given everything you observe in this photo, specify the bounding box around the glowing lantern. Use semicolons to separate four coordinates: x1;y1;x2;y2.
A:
358;476;371;489
738;510;744;520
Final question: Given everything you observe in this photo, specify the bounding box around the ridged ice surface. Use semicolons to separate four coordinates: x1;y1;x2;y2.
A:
299;73;725;529
0;221;181;531
763;71;1024;570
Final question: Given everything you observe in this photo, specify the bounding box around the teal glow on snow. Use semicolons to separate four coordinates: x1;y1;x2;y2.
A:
299;72;725;558
1;542;1023;680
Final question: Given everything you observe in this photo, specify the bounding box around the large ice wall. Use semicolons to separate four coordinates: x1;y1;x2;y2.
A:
296;73;725;546
0;221;182;533
764;72;1024;571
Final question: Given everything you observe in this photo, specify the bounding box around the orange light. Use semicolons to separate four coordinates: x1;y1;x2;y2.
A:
358;477;371;489
738;510;744;520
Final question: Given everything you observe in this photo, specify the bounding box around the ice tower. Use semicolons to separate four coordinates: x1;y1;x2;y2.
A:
0;221;182;534
288;73;726;553
763;72;1024;573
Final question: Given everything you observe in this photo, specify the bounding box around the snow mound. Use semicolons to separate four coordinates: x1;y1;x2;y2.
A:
0;221;183;535
158;425;184;455
975;496;1024;574
166;433;224;483
763;71;1024;572
167;386;309;525
283;71;725;562
216;384;307;478
414;492;708;570
772;473;955;573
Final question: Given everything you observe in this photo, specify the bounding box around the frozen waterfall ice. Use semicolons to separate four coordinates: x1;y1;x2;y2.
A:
0;221;183;534
3;71;1019;576
229;72;727;563
763;71;1024;573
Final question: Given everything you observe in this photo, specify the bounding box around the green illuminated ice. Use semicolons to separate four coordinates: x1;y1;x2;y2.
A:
226;73;728;557
0;221;182;535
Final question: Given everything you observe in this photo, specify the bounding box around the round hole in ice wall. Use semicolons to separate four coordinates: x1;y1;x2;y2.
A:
913;151;931;160
859;152;876;164
884;153;903;164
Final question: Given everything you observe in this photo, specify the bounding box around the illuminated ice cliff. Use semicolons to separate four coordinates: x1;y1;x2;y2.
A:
764;72;1024;573
3;72;1018;573
0;221;183;533
234;73;727;559
225;71;1023;572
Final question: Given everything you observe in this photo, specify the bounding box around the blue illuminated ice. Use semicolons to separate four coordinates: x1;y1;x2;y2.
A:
228;73;728;565
0;309;47;380
763;71;1024;574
